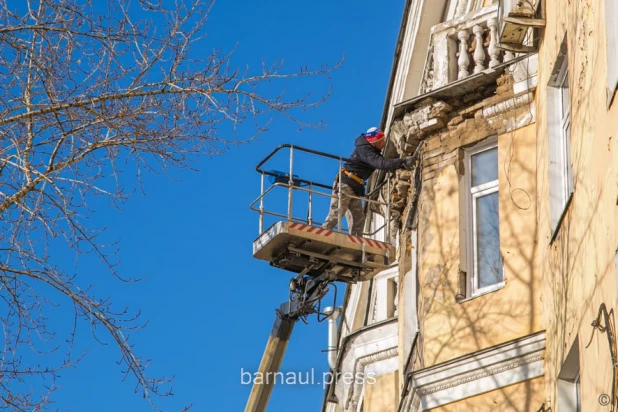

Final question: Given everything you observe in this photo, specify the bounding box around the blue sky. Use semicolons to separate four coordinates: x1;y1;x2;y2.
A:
45;1;406;411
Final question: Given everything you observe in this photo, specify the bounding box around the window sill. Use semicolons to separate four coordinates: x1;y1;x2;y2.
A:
549;192;574;244
457;282;505;303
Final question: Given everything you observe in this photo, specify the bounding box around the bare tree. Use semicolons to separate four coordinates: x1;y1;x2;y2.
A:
0;0;338;409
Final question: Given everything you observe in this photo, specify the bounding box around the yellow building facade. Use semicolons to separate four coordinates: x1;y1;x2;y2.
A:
323;0;618;411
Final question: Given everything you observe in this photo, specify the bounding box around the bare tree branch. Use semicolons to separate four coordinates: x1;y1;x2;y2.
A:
0;0;341;409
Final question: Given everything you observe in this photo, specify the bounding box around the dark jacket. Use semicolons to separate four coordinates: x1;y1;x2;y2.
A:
340;135;406;196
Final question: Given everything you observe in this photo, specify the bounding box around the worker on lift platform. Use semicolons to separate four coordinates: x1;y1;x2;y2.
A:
321;126;416;236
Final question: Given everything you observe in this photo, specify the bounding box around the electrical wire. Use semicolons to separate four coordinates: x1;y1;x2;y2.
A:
501;28;540;211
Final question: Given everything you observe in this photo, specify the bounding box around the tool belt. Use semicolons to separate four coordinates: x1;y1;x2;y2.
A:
341;169;365;185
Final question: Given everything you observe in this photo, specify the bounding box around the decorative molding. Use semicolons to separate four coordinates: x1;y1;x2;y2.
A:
482;91;534;119
345;347;399;412
481;91;536;132
406;332;546;410
332;319;398;412
417;353;543;396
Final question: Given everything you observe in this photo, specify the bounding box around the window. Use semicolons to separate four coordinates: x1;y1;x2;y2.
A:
547;38;574;239
368;266;399;324
558;338;581;411
463;139;503;297
606;0;618;105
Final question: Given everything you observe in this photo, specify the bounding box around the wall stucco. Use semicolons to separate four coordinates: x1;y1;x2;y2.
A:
536;0;618;409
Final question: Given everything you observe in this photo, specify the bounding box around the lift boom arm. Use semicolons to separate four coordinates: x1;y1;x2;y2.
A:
245;271;334;412
245;304;295;412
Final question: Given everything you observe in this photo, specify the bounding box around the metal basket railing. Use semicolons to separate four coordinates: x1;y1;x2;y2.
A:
249;144;392;240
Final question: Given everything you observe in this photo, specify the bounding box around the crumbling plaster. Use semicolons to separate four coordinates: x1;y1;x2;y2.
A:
384;72;534;235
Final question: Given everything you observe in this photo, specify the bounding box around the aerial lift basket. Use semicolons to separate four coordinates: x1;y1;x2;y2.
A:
250;144;396;284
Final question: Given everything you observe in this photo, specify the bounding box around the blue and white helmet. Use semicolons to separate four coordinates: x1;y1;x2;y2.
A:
364;126;385;142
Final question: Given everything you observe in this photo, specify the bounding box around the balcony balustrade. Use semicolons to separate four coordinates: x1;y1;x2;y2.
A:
421;4;514;94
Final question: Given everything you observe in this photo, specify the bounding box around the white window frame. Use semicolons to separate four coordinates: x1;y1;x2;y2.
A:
370;212;386;243
605;0;618;106
464;138;504;298
367;266;399;324
558;337;581;412
574;372;581;411
558;62;574;202
547;39;574;241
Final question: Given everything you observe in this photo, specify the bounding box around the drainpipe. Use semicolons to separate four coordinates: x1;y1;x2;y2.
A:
323;306;342;369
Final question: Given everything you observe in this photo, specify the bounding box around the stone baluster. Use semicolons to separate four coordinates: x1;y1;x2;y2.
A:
473;25;486;73
457;29;471;80
504;50;516;62
488;17;500;68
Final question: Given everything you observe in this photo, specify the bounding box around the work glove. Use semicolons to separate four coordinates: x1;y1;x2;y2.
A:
402;156;416;170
